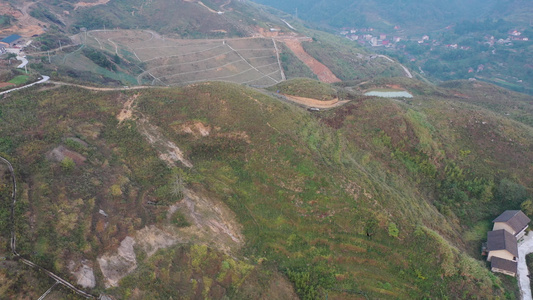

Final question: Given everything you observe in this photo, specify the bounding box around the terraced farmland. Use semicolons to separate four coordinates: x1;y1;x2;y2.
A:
82;30;285;86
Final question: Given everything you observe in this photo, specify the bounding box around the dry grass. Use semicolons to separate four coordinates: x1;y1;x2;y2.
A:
82;30;283;86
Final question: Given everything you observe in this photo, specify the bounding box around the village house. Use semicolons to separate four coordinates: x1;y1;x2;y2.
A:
486;229;518;276
493;210;530;239
0;34;22;48
483;210;530;277
487;229;518;262
491;257;518;277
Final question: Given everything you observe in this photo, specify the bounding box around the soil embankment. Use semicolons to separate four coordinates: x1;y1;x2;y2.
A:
282;94;349;108
281;39;341;84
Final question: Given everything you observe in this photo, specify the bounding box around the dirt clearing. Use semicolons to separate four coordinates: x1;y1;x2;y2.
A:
0;2;45;36
282;94;350;108
281;39;341;83
116;94;139;123
0;82;15;88
74;0;110;10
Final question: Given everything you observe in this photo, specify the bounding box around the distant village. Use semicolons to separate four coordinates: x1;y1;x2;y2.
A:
338;26;530;50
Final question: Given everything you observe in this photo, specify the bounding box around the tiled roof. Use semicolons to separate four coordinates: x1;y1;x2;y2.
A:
491;257;517;274
493;210;530;233
487;229;518;257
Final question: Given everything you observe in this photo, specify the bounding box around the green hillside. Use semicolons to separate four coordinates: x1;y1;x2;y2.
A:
268;78;338;100
1;78;531;298
1;1;533;299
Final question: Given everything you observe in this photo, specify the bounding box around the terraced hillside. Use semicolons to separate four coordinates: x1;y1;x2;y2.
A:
73;30;284;86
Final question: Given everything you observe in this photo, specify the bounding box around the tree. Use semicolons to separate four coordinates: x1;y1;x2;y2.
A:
113;53;121;64
521;199;533;217
496;179;527;207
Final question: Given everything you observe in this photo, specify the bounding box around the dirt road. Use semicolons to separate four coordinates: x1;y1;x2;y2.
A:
74;0;110;10
281;94;349;109
281;39;341;84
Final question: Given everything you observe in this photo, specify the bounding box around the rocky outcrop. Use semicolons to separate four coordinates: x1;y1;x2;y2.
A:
97;237;137;288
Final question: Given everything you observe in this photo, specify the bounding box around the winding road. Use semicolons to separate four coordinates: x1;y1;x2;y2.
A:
0;76;50;96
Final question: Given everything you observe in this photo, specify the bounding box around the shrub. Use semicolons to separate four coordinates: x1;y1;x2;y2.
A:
388;222;399;238
60;157;75;171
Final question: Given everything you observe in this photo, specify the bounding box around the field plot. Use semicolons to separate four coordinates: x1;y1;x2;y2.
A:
83;30;285;86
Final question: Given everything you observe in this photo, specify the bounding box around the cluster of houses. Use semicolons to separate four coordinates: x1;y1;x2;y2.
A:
339;26;529;51
484;32;529;48
483;210;530;277
339;27;402;48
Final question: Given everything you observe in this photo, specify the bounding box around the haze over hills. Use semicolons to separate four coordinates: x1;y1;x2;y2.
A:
251;0;533;32
0;0;532;299
253;0;533;95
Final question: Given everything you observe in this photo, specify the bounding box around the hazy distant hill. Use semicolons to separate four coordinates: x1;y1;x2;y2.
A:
252;0;531;32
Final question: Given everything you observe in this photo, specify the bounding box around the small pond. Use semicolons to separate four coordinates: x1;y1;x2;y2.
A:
364;90;413;98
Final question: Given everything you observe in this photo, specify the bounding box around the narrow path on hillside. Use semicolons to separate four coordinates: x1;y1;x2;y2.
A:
0;156;95;298
272;39;286;81
219;0;232;11
281;39;341;83
376;55;413;78
50;81;159;91
74;0;110;10
281;94;349;109
226;43;280;84
518;232;533;300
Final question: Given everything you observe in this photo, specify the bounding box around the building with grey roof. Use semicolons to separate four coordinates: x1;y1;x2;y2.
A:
490;257;517;277
493;210;530;239
487;229;518;262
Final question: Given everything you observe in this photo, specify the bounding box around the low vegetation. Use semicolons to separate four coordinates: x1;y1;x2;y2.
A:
1;77;530;298
302;30;406;81
268;78;337;100
278;43;317;80
0;0;532;299
8;75;29;85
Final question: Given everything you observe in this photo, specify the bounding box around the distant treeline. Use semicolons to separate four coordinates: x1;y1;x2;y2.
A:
454;19;511;35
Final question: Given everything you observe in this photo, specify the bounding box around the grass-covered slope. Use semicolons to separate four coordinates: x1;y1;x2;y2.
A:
301;31;407;81
268;78;337;100
1;80;531;298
